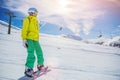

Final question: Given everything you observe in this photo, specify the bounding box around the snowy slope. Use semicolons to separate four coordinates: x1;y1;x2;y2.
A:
0;23;120;80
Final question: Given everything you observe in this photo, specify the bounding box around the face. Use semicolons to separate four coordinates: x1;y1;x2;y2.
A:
29;12;38;17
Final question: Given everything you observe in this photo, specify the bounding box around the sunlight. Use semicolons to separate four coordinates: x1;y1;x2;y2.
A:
59;0;69;8
57;0;71;14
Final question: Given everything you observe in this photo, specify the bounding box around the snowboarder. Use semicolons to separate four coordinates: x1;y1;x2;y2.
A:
21;7;47;77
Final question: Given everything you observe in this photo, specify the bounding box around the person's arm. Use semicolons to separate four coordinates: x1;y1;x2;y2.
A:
21;18;29;40
21;18;29;48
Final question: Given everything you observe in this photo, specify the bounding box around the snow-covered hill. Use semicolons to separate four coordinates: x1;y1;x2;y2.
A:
0;22;120;80
87;37;120;48
60;34;82;41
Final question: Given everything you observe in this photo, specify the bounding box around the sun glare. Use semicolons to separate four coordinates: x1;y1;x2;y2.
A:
59;0;69;8
57;0;71;14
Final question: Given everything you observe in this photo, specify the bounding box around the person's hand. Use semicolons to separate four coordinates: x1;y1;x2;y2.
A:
23;40;28;48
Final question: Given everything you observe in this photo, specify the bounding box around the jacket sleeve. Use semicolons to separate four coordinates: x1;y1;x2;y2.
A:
21;18;29;40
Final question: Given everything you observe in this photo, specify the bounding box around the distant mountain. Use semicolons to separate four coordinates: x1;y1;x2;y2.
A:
87;37;120;48
104;37;120;48
61;34;82;41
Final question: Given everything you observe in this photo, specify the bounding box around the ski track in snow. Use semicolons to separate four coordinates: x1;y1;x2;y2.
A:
0;24;120;80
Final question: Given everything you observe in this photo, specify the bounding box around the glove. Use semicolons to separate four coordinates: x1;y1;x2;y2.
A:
23;40;28;48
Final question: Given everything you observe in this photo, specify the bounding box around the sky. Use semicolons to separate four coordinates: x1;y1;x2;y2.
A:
0;0;120;39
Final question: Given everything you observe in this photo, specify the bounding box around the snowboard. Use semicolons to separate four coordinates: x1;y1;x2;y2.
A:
18;67;51;80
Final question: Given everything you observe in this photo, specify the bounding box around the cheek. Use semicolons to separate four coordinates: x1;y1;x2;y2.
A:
33;14;37;16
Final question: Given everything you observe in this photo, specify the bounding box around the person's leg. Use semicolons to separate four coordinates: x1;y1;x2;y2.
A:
34;41;44;66
25;39;36;69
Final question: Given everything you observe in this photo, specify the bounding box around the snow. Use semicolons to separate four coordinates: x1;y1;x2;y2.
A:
0;22;120;80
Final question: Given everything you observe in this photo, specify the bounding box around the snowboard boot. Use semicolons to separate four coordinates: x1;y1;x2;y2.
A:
37;65;48;72
24;68;34;77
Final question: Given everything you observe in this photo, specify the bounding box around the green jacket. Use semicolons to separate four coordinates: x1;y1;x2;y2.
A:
21;16;39;41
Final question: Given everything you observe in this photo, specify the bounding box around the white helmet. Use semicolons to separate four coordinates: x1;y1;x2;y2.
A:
28;7;38;14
